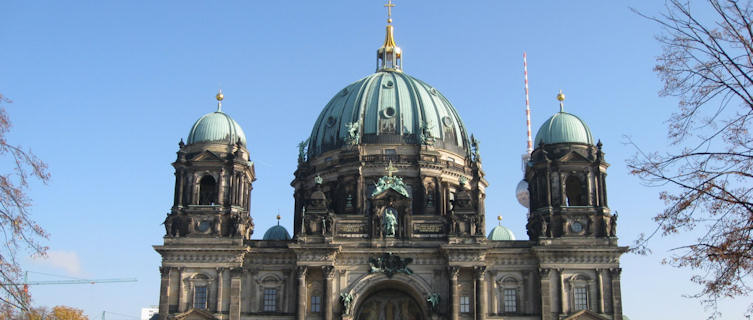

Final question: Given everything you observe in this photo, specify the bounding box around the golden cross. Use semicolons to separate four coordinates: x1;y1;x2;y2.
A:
385;161;398;177
384;0;395;23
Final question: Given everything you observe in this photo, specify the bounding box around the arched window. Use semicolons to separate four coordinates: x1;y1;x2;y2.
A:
498;277;522;314
567;274;592;312
565;175;585;206
199;175;217;205
189;273;212;310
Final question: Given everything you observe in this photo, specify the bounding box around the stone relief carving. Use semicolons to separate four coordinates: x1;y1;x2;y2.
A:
368;252;413;278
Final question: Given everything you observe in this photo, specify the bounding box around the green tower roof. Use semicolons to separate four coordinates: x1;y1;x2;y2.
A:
187;111;247;146
262;225;291;241
534;111;593;146
487;225;516;241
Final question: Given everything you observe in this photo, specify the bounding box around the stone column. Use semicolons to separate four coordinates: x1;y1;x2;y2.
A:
215;268;225;313
217;168;226;205
539;269;552;320
449;266;460;320
229;268;242;320
559;270;568;315
158;267;169;319
610;268;623;320
599;269;612;313
167;267;182;313
296;267;308;320
475;266;487;320
489;274;498;315
323;266;335;320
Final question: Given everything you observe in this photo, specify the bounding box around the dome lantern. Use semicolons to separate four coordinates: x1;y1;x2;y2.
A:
376;0;402;72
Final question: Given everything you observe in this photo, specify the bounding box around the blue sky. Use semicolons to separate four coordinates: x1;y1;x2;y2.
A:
0;1;748;319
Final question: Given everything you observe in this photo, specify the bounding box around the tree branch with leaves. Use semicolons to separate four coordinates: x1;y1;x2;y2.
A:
0;93;50;311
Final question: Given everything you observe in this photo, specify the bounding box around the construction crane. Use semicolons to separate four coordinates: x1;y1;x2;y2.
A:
17;271;137;305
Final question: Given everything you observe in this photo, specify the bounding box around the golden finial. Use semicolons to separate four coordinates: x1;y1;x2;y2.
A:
216;89;224;112
497;215;503;225
385;0;395;24
556;90;565;112
276;212;281;225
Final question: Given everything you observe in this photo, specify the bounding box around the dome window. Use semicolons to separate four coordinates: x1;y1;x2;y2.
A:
340;88;349;96
326;116;337;127
382;107;396;118
198;175;217;205
442;116;453;127
382;80;394;88
430;87;438;96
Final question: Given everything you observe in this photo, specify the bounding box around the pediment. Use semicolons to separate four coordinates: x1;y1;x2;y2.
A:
563;310;609;320
371;187;409;200
174;308;217;320
557;150;591;163
190;151;222;162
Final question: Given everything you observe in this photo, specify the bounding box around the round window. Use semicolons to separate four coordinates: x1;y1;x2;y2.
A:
326;116;337;127
382;107;396;118
442;116;453;127
197;221;211;232
570;221;583;233
382;80;394;88
430;88;438;96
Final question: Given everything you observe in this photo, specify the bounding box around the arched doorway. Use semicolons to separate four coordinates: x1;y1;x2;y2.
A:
355;289;424;320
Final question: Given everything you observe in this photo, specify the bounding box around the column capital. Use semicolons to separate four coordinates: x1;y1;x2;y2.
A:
296;266;308;278
323;265;336;279
474;266;486;280
448;266;460;279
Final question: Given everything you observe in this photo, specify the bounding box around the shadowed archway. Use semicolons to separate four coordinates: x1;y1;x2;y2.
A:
355;288;424;320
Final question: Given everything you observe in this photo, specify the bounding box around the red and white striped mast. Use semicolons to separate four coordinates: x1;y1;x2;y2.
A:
524;52;533;155
516;52;533;208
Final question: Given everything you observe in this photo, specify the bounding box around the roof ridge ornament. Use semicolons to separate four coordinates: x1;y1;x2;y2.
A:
376;0;403;72
557;89;565;113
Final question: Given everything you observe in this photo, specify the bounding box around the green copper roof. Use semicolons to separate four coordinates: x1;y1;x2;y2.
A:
487;225;516;241
187;111;247;146
308;70;470;158
262;225;291;241
534;112;593;146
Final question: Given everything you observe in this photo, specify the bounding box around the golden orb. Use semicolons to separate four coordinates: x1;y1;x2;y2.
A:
497;215;503;221
556;90;565;102
216;91;224;101
387;18;392;23
276;214;281;220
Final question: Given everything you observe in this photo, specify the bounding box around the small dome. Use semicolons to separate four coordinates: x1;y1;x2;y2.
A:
534;112;593;146
187;111;247;146
308;71;470;158
262;225;291;241
488;225;516;241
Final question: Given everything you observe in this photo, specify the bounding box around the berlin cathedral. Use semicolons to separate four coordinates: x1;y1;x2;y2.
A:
154;3;626;320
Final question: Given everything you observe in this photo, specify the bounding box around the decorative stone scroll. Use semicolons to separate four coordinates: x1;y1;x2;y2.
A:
368;252;413;278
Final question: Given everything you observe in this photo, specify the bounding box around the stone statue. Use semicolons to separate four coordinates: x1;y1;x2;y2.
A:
419;120;435;146
426;293;440;312
340;292;354;315
345;121;359;146
163;213;172;236
609;212;618;237
471;134;481;162
383;207;398;237
297;139;308;163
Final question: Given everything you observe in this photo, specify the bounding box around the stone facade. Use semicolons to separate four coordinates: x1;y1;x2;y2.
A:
154;15;626;320
155;130;626;320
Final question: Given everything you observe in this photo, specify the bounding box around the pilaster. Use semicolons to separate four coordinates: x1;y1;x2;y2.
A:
449;266;460;320
296;266;307;320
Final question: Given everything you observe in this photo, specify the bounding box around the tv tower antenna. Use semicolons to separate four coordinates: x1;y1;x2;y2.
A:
524;52;533;154
516;52;533;208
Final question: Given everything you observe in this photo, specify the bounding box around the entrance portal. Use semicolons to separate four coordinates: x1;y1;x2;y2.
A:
355;289;424;320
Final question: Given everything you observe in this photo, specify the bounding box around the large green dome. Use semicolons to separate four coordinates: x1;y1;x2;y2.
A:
307;70;470;158
187;111;247;146
534;112;593;146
